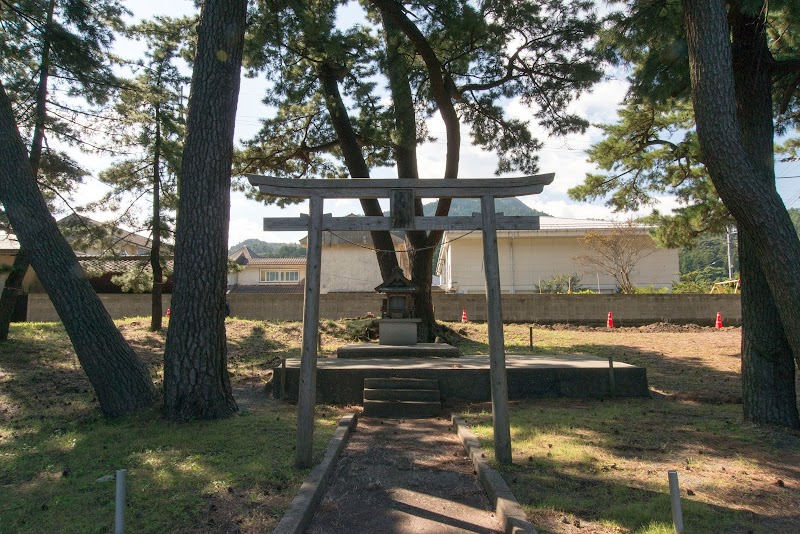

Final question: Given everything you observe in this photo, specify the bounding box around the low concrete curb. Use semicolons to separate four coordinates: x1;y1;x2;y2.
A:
451;414;538;534
273;413;358;534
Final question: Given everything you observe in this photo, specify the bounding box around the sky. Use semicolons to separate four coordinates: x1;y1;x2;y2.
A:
68;0;800;246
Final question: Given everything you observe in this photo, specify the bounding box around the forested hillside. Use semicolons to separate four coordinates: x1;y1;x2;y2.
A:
229;239;305;257
421;197;548;216
677;207;800;281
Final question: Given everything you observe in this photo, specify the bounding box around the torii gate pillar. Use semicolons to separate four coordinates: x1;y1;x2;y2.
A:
480;195;512;461
295;196;324;467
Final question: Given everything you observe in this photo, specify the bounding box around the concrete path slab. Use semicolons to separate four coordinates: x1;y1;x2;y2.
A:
306;417;503;534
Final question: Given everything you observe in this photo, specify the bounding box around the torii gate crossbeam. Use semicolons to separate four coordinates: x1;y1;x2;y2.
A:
248;174;555;467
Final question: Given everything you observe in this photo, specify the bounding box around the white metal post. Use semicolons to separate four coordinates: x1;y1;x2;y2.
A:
668;470;685;533
115;469;126;534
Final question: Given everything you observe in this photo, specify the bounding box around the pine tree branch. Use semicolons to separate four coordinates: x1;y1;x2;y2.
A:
773;58;800;74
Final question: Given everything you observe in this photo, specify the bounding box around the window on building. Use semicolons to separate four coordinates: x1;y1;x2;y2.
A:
260;269;300;283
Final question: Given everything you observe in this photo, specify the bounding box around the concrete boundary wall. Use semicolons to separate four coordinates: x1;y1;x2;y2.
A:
433;293;741;326
26;292;741;326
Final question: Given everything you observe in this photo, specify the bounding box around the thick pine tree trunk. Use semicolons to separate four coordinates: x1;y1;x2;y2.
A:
379;10;438;340
376;3;459;338
163;0;246;421
740;234;798;426
682;0;800;388
408;246;438;341
0;0;55;340
730;7;799;427
0;82;155;417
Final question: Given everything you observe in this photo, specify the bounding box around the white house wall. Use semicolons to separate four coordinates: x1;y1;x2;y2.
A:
228;265;307;286
443;234;679;293
320;245;384;293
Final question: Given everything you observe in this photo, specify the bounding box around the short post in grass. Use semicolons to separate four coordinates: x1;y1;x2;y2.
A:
115;469;126;534
280;358;287;400
668;470;684;533
529;326;533;351
607;356;616;398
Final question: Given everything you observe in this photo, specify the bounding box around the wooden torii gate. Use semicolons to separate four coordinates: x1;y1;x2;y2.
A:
248;174;554;467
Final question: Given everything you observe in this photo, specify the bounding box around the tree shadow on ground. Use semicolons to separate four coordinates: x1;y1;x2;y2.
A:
504;457;767;533
226;322;291;368
0;325;102;426
563;342;745;403
0;396;316;534
463;395;800;534
0;325;343;533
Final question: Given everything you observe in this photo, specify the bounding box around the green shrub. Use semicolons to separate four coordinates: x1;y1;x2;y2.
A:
633;285;669;294
535;273;583;294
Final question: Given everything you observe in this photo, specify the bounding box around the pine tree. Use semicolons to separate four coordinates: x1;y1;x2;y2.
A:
96;16;193;331
162;0;247;421
0;0;126;339
238;0;603;340
682;0;800;427
0;0;156;417
569;0;800;427
0;81;156;416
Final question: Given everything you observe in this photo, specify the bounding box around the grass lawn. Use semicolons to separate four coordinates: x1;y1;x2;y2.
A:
2;318;799;533
454;322;800;534
0;319;348;534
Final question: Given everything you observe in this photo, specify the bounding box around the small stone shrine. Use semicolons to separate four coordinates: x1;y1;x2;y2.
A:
375;267;421;346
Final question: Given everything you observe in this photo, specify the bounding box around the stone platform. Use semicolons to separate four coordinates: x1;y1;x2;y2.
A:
336;342;460;359
273;354;650;404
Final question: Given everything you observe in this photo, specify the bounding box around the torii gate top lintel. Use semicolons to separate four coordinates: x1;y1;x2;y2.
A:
246;173;554;199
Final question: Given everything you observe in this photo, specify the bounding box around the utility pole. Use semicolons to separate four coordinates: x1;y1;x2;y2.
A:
726;226;735;280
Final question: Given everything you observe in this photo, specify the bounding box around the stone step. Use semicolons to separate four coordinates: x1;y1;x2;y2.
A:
364;377;439;391
363;388;441;402
363;400;441;418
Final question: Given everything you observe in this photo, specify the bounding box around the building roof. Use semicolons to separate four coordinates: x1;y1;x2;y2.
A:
229;245;306;266
0;233;20;253
300;230;405;247
230;245;255;265
242;257;307;266
539;216;630;230
77;255;173;274
58;214;153;251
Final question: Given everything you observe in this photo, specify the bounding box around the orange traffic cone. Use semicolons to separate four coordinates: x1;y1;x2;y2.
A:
607;311;614;328
461;309;468;323
715;312;723;329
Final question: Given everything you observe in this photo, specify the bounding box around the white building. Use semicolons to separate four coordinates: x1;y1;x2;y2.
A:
436;217;679;293
228;230;409;294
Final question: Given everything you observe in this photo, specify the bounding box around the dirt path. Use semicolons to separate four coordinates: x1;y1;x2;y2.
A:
307;417;503;534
